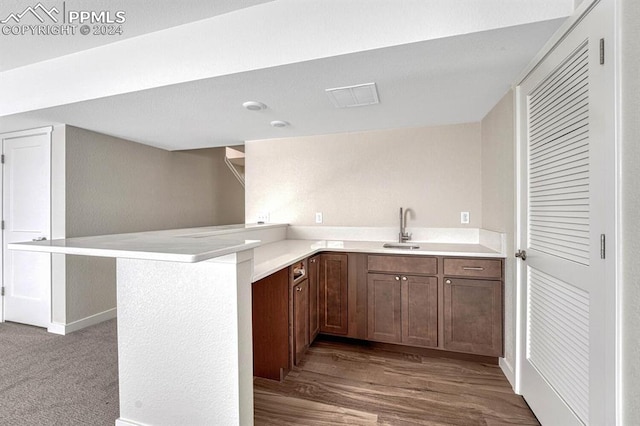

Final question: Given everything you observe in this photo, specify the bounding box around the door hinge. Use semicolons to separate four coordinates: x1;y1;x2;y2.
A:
600;38;605;65
1;287;4;297
1;154;4;164
1;220;4;230
600;234;606;259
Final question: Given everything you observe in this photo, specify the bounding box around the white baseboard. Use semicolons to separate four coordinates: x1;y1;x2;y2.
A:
47;308;117;335
499;357;516;391
47;322;67;335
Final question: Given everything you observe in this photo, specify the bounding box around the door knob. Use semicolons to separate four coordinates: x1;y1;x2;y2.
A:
515;249;527;261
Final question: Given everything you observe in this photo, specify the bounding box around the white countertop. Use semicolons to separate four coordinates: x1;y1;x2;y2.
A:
8;223;504;275
252;238;503;282
9;232;261;263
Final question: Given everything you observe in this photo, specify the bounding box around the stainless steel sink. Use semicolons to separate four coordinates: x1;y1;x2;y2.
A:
382;243;420;250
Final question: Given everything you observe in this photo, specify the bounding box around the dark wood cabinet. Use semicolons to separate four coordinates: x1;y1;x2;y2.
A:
254;256;321;376
367;273;402;343
308;255;320;341
253;252;504;381
366;254;503;355
319;253;349;335
293;279;309;365
290;259;310;366
367;270;438;348
252;268;290;380
443;258;502;279
402;275;438;347
368;255;437;275
443;277;503;357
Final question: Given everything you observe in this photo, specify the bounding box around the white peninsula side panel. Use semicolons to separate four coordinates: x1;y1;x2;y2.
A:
115;251;254;426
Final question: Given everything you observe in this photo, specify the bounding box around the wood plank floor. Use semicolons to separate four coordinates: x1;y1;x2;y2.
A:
254;339;539;425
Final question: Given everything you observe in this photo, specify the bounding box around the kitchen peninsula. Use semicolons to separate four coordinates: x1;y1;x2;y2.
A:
10;223;505;426
9;224;280;426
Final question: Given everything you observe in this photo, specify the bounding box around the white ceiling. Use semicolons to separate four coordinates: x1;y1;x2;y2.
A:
0;1;570;150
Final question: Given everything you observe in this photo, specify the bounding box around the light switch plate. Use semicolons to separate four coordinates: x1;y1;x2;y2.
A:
461;211;470;224
315;212;323;224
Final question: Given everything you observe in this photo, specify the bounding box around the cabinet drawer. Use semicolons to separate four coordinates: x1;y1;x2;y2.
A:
443;258;502;279
368;255;437;275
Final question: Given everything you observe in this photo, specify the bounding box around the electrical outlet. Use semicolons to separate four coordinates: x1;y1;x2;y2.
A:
461;211;470;224
315;212;323;224
257;212;269;224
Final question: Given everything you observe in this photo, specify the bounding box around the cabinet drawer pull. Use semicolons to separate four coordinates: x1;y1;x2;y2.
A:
462;266;484;271
445;279;452;284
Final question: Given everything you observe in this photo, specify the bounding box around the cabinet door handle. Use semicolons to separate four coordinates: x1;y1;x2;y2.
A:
401;276;407;281
462;266;484;271
445;279;452;284
395;276;400;281
296;287;302;292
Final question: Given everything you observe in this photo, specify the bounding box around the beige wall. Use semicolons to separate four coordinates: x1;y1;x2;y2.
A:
66;127;244;236
621;0;640;422
63;126;244;322
480;90;516;375
246;123;482;227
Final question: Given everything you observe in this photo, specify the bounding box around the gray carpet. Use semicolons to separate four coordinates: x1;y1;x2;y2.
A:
0;319;119;426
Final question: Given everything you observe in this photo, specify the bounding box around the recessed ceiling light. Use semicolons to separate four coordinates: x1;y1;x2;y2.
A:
270;120;289;128
242;101;267;111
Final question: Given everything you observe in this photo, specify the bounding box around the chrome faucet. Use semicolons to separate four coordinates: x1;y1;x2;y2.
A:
399;207;411;243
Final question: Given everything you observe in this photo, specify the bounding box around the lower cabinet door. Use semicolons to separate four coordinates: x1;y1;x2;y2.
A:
367;273;402;343
293;280;310;365
319;254;349;335
308;256;320;342
443;277;503;356
401;275;438;348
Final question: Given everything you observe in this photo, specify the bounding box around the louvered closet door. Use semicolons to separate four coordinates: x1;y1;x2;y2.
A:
516;1;612;425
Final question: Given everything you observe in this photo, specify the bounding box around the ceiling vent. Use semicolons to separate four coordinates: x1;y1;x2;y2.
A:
325;82;379;108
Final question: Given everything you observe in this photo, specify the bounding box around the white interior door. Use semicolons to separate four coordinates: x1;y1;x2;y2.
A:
2;128;52;328
516;1;614;425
